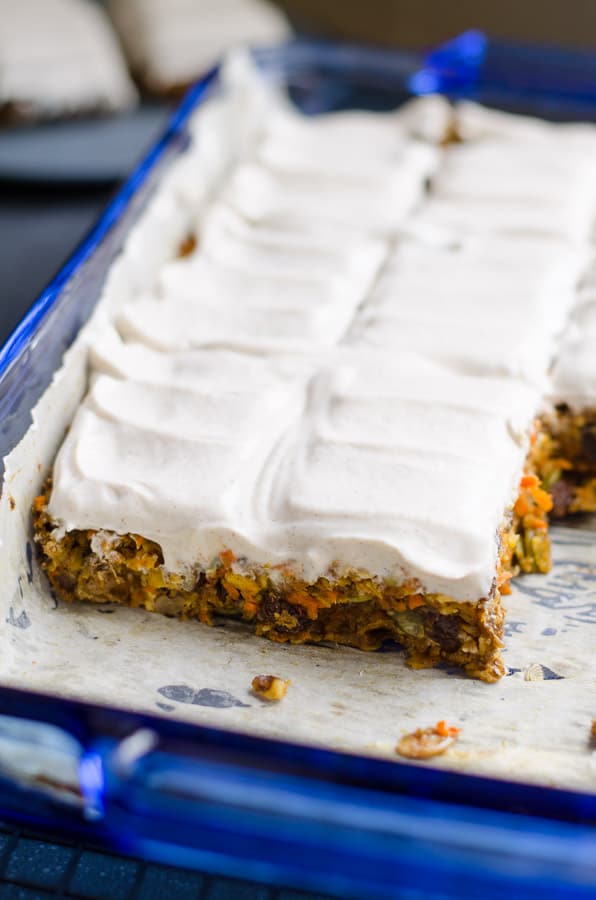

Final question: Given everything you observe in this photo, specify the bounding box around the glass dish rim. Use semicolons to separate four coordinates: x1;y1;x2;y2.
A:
1;37;595;839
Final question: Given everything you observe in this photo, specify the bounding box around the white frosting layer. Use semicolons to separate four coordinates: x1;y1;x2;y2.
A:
49;341;540;598
116;206;387;354
417;144;596;241
550;292;596;406
255;102;448;177
455;101;596;148
349;234;588;386
0;0;137;116
210;89;440;236
220;148;437;235
46;57;596;602
414;195;596;241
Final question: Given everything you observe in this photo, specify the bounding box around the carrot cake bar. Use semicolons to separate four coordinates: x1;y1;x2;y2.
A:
32;60;596;681
107;0;291;95
34;343;542;682
0;0;136;121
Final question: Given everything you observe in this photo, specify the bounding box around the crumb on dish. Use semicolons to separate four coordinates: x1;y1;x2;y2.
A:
395;720;461;760
251;674;290;702
177;234;197;258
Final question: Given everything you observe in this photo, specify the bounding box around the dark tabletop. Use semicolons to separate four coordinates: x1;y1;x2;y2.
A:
0;182;111;347
0;107;174;347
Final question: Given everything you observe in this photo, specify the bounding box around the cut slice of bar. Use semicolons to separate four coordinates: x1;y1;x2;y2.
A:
35;344;541;682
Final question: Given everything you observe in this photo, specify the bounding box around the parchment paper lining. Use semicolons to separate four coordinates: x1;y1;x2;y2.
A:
1;56;596;795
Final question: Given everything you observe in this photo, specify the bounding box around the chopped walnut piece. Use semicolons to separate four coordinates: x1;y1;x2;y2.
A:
251;674;290;702
396;720;460;760
177;234;197;257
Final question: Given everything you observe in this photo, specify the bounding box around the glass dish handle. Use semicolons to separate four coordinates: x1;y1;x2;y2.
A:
0;689;595;897
411;29;596;115
88;727;596;898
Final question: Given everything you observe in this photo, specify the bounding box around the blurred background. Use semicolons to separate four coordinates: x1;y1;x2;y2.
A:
280;0;596;48
2;0;596;348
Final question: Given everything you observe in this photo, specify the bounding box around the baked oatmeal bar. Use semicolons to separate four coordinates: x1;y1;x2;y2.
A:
0;0;136;121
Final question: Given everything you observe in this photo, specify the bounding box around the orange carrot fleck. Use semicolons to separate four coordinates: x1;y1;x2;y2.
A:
243;600;258;618
523;514;548;530
514;495;531;517
407;595;426;610
436;720;460;738
220;548;236;567
287;590;320;620
521;474;539;489
530;485;553;512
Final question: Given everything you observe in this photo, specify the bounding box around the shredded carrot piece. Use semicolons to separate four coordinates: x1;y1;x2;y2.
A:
220;548;236;567
407;595;426;610
287;590;320;620
530;485;553;512
514;495;531;517
523;514;548;530
33;495;46;512
243;600;258;618
520;474;539;489
435;720;460;738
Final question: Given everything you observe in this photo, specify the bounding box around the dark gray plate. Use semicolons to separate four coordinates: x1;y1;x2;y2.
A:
0;106;172;185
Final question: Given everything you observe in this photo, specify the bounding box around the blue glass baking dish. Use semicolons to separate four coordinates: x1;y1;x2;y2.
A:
2;37;596;899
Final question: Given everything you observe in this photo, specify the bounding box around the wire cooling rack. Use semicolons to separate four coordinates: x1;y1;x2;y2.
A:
0;822;333;900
